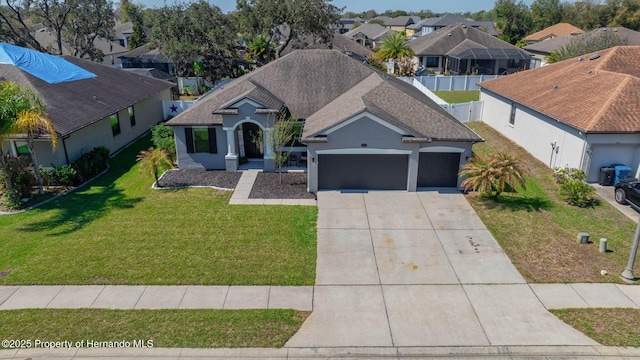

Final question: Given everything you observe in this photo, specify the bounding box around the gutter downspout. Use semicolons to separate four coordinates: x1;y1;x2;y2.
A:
62;136;70;165
579;132;588;175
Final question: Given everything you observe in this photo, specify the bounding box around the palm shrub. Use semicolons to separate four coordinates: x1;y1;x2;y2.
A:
151;124;176;163
375;32;416;76
137;147;171;187
554;167;598;207
460;151;527;198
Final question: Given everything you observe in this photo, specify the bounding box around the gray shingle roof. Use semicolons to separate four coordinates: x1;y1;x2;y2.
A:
410;23;529;58
281;32;373;60
166;49;481;143
0;55;174;136
344;23;391;41
523;27;640;56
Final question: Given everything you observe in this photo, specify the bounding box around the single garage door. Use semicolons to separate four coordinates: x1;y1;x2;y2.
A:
318;154;408;190
588;145;639;183
418;152;460;187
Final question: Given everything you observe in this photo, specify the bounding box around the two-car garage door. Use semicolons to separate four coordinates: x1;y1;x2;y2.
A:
317;152;461;190
318;154;408;190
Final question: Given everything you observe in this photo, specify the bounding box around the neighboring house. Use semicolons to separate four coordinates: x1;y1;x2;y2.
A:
478;46;640;183
30;24;129;66
166;49;482;192
410;23;533;74
119;44;174;75
376;15;420;32
524;27;640;65
112;21;151;49
343;23;393;49
409;14;498;38
0;43;174;167
281;33;374;62
524;23;584;44
336;18;365;34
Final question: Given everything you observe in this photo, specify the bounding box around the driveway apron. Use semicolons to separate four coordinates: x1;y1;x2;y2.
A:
286;191;597;347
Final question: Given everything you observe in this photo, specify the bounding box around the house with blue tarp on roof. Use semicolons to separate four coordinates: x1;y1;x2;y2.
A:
0;43;175;167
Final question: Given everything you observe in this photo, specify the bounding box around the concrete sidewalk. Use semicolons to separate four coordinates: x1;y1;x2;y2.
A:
0;285;312;311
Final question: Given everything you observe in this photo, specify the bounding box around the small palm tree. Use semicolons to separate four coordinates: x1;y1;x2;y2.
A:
375;32;416;76
460;151;526;198
9;109;58;195
137;147;171;187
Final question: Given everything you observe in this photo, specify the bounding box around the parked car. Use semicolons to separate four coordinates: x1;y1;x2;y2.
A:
614;178;640;208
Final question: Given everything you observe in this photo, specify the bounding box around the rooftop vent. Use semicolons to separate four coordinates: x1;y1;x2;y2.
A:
589;53;601;60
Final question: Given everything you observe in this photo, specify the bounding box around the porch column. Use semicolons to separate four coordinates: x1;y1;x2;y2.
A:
263;128;275;172
223;127;238;171
263;128;273;160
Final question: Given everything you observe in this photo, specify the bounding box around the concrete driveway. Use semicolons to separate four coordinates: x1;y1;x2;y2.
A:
286;191;597;347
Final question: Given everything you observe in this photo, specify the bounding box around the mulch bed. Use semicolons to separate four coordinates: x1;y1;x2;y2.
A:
249;172;315;199
158;170;242;189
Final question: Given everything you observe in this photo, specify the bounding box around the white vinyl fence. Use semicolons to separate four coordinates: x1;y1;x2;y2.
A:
401;77;484;123
410;74;502;91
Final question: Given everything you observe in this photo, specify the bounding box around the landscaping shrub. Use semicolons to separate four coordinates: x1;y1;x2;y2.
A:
555;167;599;207
0;157;36;209
460;151;527;198
41;164;78;186
151;124;176;162
71;146;109;182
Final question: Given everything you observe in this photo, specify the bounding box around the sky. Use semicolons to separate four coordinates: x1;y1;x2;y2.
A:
137;0;537;14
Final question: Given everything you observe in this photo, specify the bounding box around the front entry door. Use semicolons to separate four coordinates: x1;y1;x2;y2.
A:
242;123;263;158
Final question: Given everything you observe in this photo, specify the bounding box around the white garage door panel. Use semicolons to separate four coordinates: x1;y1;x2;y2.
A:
589;145;638;183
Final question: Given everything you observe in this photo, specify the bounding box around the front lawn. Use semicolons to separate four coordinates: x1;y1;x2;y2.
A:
0;135;317;285
433;90;479;103
465;122;636;283
0;309;308;348
551;308;640;347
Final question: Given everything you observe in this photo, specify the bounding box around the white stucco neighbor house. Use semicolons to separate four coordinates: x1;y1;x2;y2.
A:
478;46;640;182
166;49;483;192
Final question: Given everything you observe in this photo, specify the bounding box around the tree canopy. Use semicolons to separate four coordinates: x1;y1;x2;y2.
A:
0;0;114;58
235;0;342;63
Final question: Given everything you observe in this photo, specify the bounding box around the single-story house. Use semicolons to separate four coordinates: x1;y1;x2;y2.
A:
281;32;374;63
0;43;174;167
31;24;129;66
376;15;420;32
410;23;534;75
524;27;640;66
524;23;584;44
336;18;365;34
343;24;393;49
409;14;498;38
478;46;640;182
119;43;174;75
166;49;482;192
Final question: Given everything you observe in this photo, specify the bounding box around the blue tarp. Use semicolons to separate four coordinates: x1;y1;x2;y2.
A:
0;43;96;84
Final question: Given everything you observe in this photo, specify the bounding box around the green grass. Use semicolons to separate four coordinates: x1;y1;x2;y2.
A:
0;135;317;285
551;309;640;347
433;91;479;103
0;309;309;348
465;122;636;283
